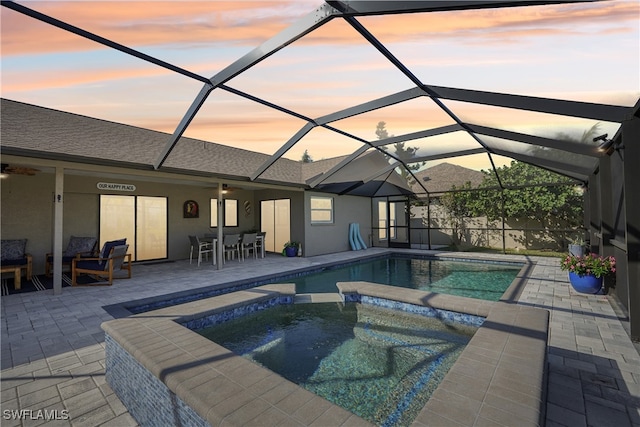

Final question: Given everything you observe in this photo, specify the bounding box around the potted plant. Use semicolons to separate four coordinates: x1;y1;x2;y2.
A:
283;241;299;257
560;253;616;294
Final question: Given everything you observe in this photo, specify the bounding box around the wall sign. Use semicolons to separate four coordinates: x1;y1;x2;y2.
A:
97;182;136;192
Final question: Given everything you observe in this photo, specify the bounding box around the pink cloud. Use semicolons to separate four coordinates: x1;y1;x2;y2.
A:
354;1;639;45
2;0;636;58
2;65;175;93
1;1;317;56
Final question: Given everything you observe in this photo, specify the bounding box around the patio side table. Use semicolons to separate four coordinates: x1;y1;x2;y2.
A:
0;265;21;290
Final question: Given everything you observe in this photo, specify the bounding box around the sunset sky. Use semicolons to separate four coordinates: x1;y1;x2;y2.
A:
1;0;638;170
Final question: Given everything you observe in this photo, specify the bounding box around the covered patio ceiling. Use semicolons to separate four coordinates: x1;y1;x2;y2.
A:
2;0;638;197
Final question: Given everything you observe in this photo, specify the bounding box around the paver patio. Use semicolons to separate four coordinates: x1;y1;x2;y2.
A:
1;249;639;426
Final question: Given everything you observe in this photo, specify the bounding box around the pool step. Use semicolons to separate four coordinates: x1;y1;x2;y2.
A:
294;293;343;304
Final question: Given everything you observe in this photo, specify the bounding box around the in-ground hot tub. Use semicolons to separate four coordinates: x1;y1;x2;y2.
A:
103;283;548;426
196;299;481;426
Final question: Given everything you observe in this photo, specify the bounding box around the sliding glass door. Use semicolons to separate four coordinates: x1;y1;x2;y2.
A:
99;195;167;261
136;196;168;260
372;196;410;248
260;199;290;253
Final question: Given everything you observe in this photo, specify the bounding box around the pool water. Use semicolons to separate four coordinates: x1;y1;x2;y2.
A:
281;256;521;300
198;302;477;426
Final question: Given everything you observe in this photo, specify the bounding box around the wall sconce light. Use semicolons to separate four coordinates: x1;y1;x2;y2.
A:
594;134;622;155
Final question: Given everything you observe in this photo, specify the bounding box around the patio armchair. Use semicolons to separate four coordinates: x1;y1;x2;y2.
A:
45;236;98;276
189;235;215;266
1;239;32;289
71;240;131;286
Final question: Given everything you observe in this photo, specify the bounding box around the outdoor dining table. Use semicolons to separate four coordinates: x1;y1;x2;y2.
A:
200;233;265;262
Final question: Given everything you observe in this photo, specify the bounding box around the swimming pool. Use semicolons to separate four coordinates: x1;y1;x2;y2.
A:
198;301;479;426
275;256;522;300
125;254;525;314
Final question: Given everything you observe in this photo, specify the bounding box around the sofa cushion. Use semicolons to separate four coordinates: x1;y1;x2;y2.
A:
2;257;28;266
76;260;105;271
1;239;27;262
64;236;97;257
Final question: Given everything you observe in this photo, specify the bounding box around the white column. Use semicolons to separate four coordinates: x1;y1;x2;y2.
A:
216;182;224;269
53;167;64;295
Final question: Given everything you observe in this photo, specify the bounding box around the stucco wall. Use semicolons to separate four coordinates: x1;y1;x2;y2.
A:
1;172;55;274
1;165;372;273
303;192;371;257
0;169;267;275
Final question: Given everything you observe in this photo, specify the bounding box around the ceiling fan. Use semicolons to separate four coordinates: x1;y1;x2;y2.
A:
1;163;40;176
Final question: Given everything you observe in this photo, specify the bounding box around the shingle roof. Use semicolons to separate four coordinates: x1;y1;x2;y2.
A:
1;98;417;196
411;162;485;194
300;155;349;182
1;98;303;185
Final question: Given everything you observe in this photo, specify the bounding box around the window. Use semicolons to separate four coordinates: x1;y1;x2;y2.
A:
210;199;238;227
310;196;333;224
225;199;238;227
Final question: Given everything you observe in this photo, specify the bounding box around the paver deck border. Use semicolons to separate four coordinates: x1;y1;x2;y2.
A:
4;249;637;427
103;280;549;426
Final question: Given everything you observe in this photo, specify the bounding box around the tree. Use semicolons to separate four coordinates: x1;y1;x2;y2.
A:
555;122;601;144
440;182;477;245
441;161;584;250
375;121;425;181
472;161;581;222
375;121;389;140
534;123;603;163
301;149;313;163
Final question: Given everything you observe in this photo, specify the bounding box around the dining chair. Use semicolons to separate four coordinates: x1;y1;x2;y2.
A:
256;231;266;258
223;234;241;263
241;233;258;260
189;235;214;267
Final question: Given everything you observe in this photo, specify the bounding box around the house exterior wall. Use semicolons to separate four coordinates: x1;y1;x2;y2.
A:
1;172;56;274
1;164;309;275
303;192;371;257
0;161;373;275
61;175;261;262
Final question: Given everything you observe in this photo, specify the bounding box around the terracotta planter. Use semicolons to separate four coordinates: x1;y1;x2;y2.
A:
568;272;602;294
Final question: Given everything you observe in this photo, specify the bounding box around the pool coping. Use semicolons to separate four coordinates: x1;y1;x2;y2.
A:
102;281;548;426
111;251;531;316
